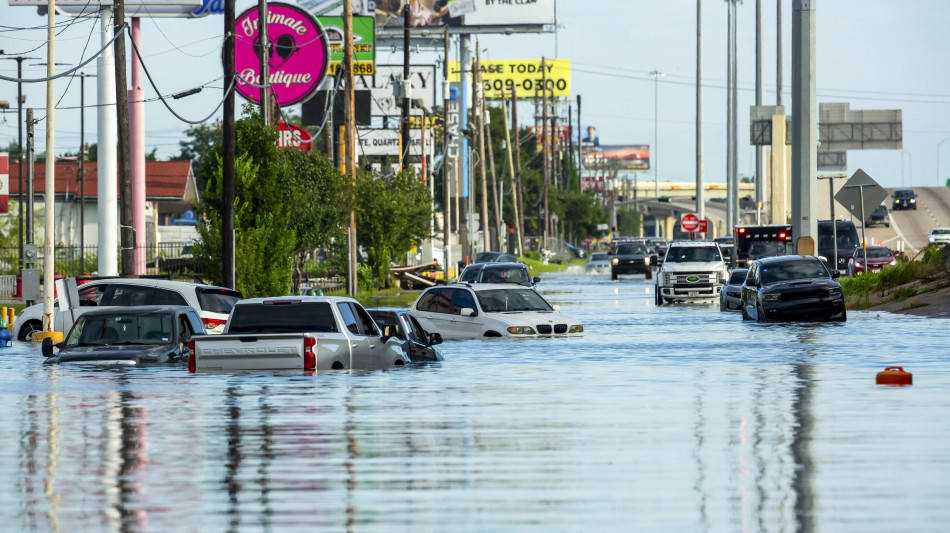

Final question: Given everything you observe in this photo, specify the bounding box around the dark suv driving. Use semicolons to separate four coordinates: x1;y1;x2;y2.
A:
608;240;653;280
892;188;917;211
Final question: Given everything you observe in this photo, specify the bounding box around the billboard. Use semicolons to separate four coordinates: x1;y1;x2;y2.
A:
319;16;376;76
374;0;555;29
234;3;330;106
354;65;437;117
357;129;423;157
583;145;651;172
449;59;570;99
527;125;572;152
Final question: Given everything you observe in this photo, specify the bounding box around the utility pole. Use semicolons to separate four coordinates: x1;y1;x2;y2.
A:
755;0;767;214
576;94;582;193
730;0;739;227
400;3;411;171
512;90;525;255
25;108;36;308
650;69;663;198
258;0;270;126
541;58;549;252
77;72;93;274
502;95;521;256
777;0;783;106
442;29;452;276
344;0;358;296
223;0;236;289
475;45;489;253
485;102;501;250
696;0;705;223
114;0;134;277
42;0;57;335
97;5;118;277
0;54;38;269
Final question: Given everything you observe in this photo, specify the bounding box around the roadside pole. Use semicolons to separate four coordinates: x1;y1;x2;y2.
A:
817;174;845;271
344;0;357;297
40;0;58;339
223;0;236;289
442;29;452;278
502;95;521;257
115;0;134;277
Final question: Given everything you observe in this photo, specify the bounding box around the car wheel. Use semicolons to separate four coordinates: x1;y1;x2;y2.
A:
17;320;42;342
655;286;662;306
741;304;750;321
836;308;847;322
611;269;618;281
720;298;726;312
755;305;767;323
645;268;652;281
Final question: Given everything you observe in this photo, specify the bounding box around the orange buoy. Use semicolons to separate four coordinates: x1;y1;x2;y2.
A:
876;366;913;386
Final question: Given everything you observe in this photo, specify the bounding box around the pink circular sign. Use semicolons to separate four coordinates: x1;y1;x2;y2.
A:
233;2;329;106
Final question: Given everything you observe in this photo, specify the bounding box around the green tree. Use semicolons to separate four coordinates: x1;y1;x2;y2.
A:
177;120;222;190
355;169;433;288
3;140;23;163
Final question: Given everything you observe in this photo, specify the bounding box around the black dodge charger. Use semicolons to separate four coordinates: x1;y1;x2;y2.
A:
740;255;846;323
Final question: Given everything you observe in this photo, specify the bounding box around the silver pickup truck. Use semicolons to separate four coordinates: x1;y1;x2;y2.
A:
189;296;410;371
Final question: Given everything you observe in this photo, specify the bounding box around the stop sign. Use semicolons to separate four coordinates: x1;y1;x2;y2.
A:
681;213;700;232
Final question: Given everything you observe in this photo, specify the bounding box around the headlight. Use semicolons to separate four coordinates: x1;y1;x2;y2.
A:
763;293;780;301
643;257;650;265
889;259;897;266
611;257;619;265
910;199;916;203
828;287;842;295
568;324;584;333
507;326;536;335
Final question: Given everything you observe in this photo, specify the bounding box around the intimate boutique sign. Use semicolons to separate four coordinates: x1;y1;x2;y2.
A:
234;2;330;106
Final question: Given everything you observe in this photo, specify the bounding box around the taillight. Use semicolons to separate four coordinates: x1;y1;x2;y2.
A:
187;339;196;373
303;336;316;370
202;317;227;329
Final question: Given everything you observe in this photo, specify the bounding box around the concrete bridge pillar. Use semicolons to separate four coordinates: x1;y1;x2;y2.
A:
663;216;677;240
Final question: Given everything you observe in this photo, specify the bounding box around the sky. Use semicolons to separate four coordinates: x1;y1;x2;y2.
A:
2;0;949;189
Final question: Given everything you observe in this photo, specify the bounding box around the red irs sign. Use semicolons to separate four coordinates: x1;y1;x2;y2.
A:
276;121;312;152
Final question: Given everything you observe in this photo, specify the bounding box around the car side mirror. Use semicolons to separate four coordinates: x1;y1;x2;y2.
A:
719;278;727;284
832;271;840;279
532;276;541;284
381;324;396;339
41;337;55;358
428;332;443;346
552;304;561;312
460;307;477;317
650;254;658;265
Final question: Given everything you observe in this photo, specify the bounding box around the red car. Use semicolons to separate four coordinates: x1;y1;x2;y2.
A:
847;246;898;276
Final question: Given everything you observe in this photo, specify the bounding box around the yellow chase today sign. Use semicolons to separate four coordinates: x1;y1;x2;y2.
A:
449;59;571;99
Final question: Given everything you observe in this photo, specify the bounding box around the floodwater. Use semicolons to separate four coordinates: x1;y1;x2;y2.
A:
2;270;949;532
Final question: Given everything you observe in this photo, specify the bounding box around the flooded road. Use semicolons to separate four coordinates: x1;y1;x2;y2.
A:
2;269;949;531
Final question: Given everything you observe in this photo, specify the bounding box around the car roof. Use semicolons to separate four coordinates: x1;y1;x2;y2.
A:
669;240;719;247
465;262;526;270
237;295;357;305
755;254;820;265
82;277;239;292
78;305;194;316
930;227;950;232
432;283;535;292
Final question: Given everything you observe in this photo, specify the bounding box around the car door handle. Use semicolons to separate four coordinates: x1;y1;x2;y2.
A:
351;343;359;348
368;344;376;348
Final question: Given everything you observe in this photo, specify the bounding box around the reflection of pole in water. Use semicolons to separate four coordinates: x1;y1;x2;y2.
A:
223;385;242;531
345;387;359;533
45;378;60;533
691;368;709;530
791;357;816;533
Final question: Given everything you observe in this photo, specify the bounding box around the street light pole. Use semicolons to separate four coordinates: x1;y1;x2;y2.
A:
650;69;664;198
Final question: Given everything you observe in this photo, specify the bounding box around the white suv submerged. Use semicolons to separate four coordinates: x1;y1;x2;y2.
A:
655;241;728;305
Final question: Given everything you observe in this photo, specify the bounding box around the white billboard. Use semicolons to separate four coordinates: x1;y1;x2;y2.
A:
353;65;437;117
462;0;556;26
357;129;424;157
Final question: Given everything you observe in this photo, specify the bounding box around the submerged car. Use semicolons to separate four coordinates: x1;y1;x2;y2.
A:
740;255;846;322
410;283;583;340
719;268;748;312
474;251;519;263
586;252;611;274
42;306;205;366
15;278;241;341
458;262;539;288
847;245;898;276
608;240;652;280
368;308;444;363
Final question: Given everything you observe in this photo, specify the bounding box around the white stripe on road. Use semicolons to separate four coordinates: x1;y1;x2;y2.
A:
883;214;919;254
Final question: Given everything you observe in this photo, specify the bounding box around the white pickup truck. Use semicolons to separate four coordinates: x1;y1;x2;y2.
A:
188;296;409;372
654;241;729;305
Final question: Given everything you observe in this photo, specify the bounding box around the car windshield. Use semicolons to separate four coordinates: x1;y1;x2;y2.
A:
728;270;748;284
479;267;529;284
476;288;553;313
932;229;950;235
665;246;722;263
614;243;648;255
66;313;174;347
895;190;915;198
857;248;894;259
228;302;338;333
475;252;500;262
761;260;830;283
589;253;607;261
748;241;786;258
873;206;887;214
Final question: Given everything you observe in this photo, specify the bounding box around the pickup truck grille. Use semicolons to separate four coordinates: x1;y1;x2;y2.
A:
665;271;717;286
